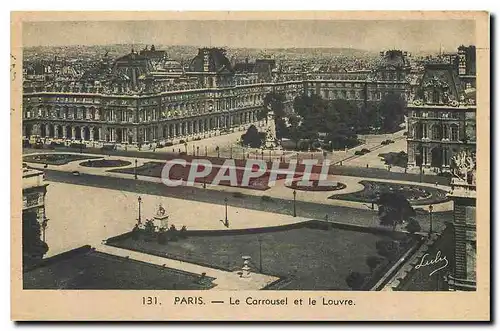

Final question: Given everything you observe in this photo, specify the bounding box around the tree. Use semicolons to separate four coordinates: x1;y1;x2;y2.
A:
22;211;49;270
376;192;416;231
241;125;263;148
377;92;406;133
366;256;385;271
405;219;422;234
287;115;302;149
259;92;286;121
275;117;289;140
345;271;365;290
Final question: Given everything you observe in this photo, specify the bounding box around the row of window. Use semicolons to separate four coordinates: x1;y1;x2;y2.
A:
412;111;462;119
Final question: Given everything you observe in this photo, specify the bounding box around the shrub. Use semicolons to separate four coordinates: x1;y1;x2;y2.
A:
194;137;202;141
345;271;365;290
261;195;273;202
232;192;244;198
361;148;371;154
405;219;422;234
144;219;156;234
179;225;188;239
366;256;385;271
165;142;174;147
354;150;363;156
168;224;178;241
179;139;186;144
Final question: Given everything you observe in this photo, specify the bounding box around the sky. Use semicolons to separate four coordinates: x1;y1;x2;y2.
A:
22;20;476;52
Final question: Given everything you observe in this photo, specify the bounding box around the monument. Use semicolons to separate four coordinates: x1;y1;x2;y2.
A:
241;256;252;278
153;203;169;229
264;110;279;150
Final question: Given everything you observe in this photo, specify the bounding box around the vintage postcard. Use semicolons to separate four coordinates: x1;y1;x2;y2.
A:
11;11;490;321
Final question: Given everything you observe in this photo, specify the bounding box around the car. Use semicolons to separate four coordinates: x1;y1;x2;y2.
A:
72;171;80;176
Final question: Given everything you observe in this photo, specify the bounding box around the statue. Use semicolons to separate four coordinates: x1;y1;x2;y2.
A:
264;110;279;149
451;150;476;185
154;203;169;229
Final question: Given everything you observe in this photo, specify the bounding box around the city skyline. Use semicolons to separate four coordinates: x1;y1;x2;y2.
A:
23;20;475;53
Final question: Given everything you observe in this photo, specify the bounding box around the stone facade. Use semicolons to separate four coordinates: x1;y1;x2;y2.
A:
406;62;476;171
22;167;48;227
22;48;412;145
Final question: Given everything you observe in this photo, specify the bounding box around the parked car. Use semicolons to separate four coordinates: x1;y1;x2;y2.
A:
72;171;80;176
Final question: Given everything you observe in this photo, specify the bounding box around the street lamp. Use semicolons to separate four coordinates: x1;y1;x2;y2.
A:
184;142;188;154
293;190;297;217
134;159;138;179
428;204;434;235
137;196;142;225
221;197;229;227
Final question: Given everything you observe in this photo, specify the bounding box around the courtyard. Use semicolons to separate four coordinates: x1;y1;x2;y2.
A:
107;222;418;290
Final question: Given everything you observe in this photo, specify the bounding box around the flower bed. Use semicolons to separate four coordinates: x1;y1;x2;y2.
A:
80;159;131;168
330;180;449;205
23;153;100;165
286;179;347;192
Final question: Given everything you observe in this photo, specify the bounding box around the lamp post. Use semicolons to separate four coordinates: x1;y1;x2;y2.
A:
222;197;229;227
293;190;297;217
184;142;188;154
428;204;434;236
137;196;142;225
134;159;138;179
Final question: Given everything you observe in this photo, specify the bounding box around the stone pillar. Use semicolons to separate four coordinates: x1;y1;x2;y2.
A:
90;127;94;141
62;126;67;139
71;127;76;140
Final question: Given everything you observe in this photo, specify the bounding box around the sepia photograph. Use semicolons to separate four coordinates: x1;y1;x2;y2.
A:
10;11;490;321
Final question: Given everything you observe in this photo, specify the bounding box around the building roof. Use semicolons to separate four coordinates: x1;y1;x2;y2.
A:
188;48;234;74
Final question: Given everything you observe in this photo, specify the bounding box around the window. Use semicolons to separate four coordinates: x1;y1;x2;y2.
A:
450;125;459;141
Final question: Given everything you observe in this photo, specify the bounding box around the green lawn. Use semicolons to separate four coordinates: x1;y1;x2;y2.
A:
23;250;215;290
110;225;415;290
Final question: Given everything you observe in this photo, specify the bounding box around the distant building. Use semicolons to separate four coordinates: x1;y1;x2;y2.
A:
22;46;417;146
